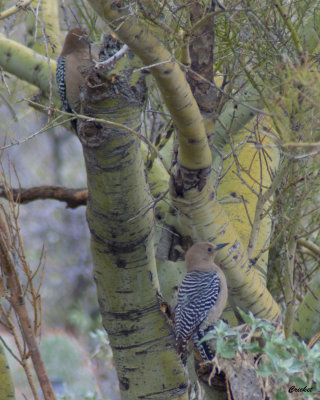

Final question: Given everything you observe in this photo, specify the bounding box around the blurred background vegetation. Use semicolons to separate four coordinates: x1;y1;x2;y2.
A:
0;1;121;398
0;101;120;400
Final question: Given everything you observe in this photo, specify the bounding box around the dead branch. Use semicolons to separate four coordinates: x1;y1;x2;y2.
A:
0;213;56;400
0;185;87;208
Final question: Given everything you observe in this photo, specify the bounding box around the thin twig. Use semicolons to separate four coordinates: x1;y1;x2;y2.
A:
95;44;129;70
24;99;172;176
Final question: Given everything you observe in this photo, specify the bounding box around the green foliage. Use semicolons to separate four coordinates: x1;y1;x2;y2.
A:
67;306;100;335
201;309;320;398
40;334;99;398
90;329;113;361
74;0;99;37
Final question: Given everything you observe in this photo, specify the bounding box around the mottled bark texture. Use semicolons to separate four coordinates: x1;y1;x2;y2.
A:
77;63;187;399
187;2;218;114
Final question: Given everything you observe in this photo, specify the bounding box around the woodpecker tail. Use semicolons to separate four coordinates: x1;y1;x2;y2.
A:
176;338;188;365
176;338;187;355
193;329;214;361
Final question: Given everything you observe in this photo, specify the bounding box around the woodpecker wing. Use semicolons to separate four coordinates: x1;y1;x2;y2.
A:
56;57;72;113
175;270;220;345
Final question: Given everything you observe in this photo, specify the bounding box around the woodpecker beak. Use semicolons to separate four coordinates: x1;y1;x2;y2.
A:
215;243;228;251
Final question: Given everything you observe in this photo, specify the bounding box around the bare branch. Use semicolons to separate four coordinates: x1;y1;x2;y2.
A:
0;185;87;208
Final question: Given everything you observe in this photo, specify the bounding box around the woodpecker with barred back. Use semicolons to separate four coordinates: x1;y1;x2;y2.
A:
175;242;228;361
56;27;97;132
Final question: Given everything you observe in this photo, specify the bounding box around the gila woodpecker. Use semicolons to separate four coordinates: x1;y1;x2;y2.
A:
175;242;228;361
56;27;96;131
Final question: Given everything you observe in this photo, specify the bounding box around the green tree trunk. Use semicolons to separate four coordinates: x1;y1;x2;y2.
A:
78;63;187;399
0;343;15;400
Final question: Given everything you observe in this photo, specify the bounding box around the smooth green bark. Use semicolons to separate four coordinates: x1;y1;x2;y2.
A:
293;273;320;341
80;63;187;398
0;343;15;400
0;33;57;98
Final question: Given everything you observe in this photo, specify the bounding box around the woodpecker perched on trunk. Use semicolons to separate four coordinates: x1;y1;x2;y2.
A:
175;242;228;361
56;27;96;132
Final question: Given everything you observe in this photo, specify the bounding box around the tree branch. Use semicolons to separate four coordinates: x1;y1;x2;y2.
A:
0;185;87;208
0;0;33;20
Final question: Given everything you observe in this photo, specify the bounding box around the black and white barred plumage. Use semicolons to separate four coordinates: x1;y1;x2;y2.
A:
175;270;221;360
56;56;78;132
56;56;71;113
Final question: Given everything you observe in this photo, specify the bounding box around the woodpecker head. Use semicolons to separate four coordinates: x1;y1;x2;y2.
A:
60;27;91;56
185;242;228;272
